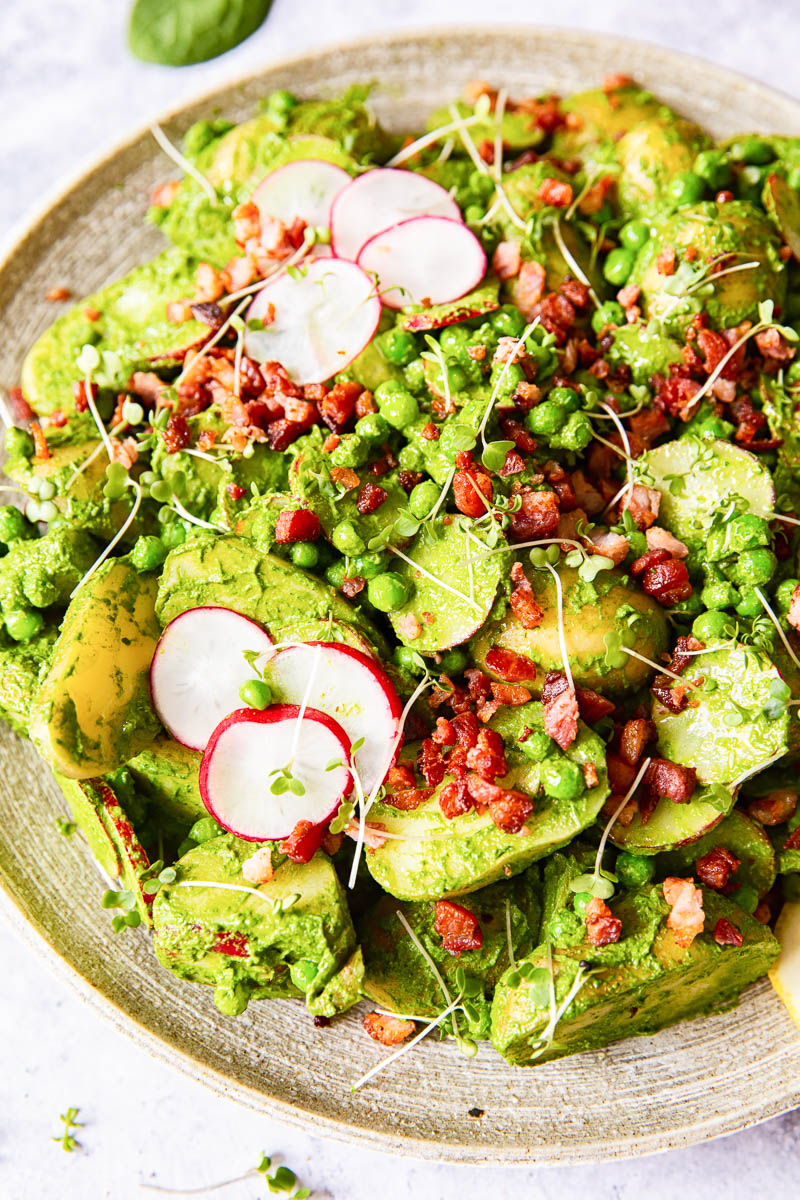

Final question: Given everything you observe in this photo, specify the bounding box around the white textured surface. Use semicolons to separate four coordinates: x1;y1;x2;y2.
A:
2;0;800;1194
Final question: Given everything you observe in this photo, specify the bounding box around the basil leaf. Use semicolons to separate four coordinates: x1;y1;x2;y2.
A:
129;0;273;67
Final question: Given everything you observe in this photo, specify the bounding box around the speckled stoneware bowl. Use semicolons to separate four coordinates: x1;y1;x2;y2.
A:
2;26;800;1166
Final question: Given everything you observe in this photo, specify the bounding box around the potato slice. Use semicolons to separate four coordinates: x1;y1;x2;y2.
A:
30;558;161;778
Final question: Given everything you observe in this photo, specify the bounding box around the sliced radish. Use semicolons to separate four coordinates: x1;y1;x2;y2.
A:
150;607;273;751
251;159;351;230
245;258;380;385
330;168;462;261
200;704;352;842
357;216;487;310
265;642;402;794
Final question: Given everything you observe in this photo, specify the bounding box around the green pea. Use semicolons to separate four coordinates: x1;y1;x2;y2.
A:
354;413;389;441
729;136;774;165
238;679;272;710
5;608;43;642
290;542;319;569
22;569;57;608
325;561;347;589
548;386;580;411
375;382;419;429
4;427;35;459
439;648;468;674
408;480;441;519
367;572;409;612
37;500;58;524
189;816;222;844
735;587;764;618
331;434;369;469
403;357;427;393
786;361;800;385
289;958;319;992
0;505;32;543
397;443;426;472
331;519;366;556
540;756;584;802
160;522;186;550
692;610;734;641
615;852;655;889
519;729;551;762
573;892;593;917
775;578;800;613
440;326;470;357
469;170;496;199
464;203;485;224
550;410;593;452
377;327;418;366
445;362;468;392
735;884;759;914
728;547;777;588
527;400;566;436
693;149;732;190
603;247;635;286
739;164;769;196
348;551;387;580
701;579;740;610
668;171;706;207
591;301;625;333
490;305;526;337
393;646;425;674
130;535;166;572
618;219;651;252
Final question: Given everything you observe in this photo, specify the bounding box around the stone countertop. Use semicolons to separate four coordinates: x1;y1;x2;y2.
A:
2;1;800;1196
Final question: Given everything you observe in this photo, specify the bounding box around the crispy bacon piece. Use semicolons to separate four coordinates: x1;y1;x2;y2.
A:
651;673;688;714
466;774;534;833
150;179;180;208
485;645;537;682
341;576;365;598
417;739;447;787
619;484;660;531
746;790;798;826
434;900;483;955
490;681;532;707
784;827;800;850
453;467;493;517
356;482;388;514
466;728;508;782
386;763;417;792
641;558;692;605
543;684;579;750
644;758;696;805
670;635;704;675
275;508;321;544
538;178;573;208
696;846;740;890
619;717;656;767
587;529;629;565
606;752;637;796
756;326;796;362
29;421;50;461
645;526;689;559
384;786;435;811
242;847;274;885
663;877;704;949
493;240;522;280
279;819;325;863
363;1012;416;1045
439;774;474;819
509;561;544;629
163;413;191;454
512;260;547;319
318;380;362;430
713;918;743;948
509;487;560;542
585;897;622;946
628;407;670;447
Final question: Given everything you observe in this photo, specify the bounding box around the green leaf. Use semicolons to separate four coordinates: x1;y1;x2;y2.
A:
129;0;273;67
578;553;614;582
392;512;421;539
481;440;515;472
524;967;552;1007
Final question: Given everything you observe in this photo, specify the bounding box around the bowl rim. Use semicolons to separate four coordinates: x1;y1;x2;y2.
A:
2;23;800;1166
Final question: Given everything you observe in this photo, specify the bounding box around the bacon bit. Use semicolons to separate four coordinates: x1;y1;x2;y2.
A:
6;387;33;423
787;583;800;632
29;421;50;461
607;752;637;795
193;262;225;303
538;178;573;207
619;484;661;531
322;433;340;454
468;344;487;362
465;728;508;782
163;413;191;454
150;179;180;208
663;877;704;949
713;918;743;948
395;612;422;641
453;468;493;517
644;758;697;805
384;786;434;811
653;365;702;421
746;790;798;826
493;240;522;280
321;830;344;856
416;739;447;787
784;827;800;851
512;260;547;319
509;486;559;541
578;174;616;215
356;481;388;514
501;417;538;455
651;674;688;714
279;819;325;863
485;645;537;682
585;897;622;946
669;635;705;675
543;685;579;751
431;717;457;746
451;710;480;748
756;326;796;362
696;846;740;890
490;680;532;707
71;379;95;414
363;1012;416;1046
616;283;641;309
628;408;670;447
45;409;68;429
232;201;261;244
642;558;692;605
241;847;274;885
421;421;440;441
397;469;423;493
645;526;689;559
45;285;71;302
439;774;473;819
166;300;193;324
434;900;483;955
275;508;321;544
656;246;677;276
344;818;387;850
499;449;526;477
386;763;417;792
84;306;102;322
341;576;365;598
354;389;376;418
584;762;600;788
513;381;542;410
619;717;656;767
319;380;362;431
466;774;534;832
603;794;637;826
494;336;527;366
631;548;669;577
587;528;629;565
603;72;633;91
329;467;360;492
111;437;138;470
508;561;544;629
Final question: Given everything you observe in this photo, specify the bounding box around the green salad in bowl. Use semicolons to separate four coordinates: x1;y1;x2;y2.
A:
4;74;800;1084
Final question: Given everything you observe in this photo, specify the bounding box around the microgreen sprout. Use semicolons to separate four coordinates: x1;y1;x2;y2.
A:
55;817;76;836
754;586;800;672
386;543;482;613
386;112;486;167
477;318;540;450
150;123;217;205
691;300;798;410
525;959;594;1063
75;343;114;462
52;1106;82;1153
550;216;600;309
142;1152;310;1196
69;477;143;598
543;560;574;694
101;887;142;933
570;755;653;899
447;101;527;233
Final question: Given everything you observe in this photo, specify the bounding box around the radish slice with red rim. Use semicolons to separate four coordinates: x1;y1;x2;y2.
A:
330;168;462;261
200;704;352;842
251;159;351;230
245;258;380;385
357;215;487;310
150;606;273;751
265;641;403;794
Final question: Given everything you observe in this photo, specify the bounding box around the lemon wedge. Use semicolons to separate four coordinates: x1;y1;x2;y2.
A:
769;902;800;1028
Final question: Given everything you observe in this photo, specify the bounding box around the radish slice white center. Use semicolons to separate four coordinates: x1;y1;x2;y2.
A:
357;216;487;310
200;705;352;841
150;607;273;750
251;159;351;230
330;168;462;261
265;642;402;794
245;258;380;385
